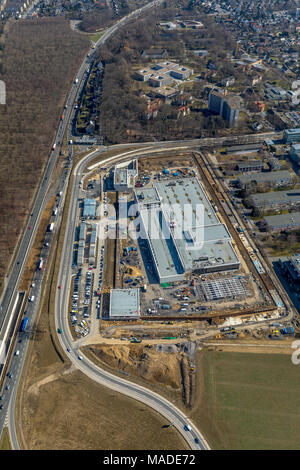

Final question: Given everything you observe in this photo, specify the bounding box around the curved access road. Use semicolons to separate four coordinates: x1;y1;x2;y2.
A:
55;145;210;451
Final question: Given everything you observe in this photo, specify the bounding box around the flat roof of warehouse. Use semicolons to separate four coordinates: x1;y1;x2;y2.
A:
251;189;300;205
83;198;96;217
155;177;219;227
139;208;184;280
136;177;240;276
264;211;300;228
238;170;291;184
135;187;161;205
109;289;140;318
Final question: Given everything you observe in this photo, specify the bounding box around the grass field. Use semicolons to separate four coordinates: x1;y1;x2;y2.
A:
89;31;105;43
192;350;300;450
0;428;12;450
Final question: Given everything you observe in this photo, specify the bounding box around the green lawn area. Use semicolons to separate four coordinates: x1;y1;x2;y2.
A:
193;351;300;450
89;31;105;43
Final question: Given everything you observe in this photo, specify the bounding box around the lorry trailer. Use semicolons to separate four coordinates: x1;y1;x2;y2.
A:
20;316;29;332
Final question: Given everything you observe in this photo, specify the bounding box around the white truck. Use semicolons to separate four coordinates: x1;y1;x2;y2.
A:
29;295;35;302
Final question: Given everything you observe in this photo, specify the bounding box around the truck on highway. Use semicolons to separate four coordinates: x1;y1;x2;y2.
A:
52;143;56;151
29;295;35;302
52;208;58;216
38;258;44;270
20;316;29;332
74;78;79;84
48;222;54;232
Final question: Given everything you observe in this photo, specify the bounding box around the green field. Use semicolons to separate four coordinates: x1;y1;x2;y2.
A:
193;351;300;450
89;31;105;43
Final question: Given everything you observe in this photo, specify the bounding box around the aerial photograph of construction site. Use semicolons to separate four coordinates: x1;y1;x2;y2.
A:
3;0;300;457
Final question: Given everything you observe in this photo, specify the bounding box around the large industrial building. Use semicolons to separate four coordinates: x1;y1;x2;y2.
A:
238;170;292;189
109;289;140;320
134;177;240;283
283;128;300;144
290;143;300;166
113;159;138;191
83;199;97;219
250;189;300;212
236;160;264;173
263;212;300;231
279;254;300;291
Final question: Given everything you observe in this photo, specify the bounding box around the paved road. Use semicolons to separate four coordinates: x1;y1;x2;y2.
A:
0;0;284;448
55;146;210;451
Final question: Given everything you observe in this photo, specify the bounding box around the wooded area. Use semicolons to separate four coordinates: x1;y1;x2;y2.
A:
0;17;89;290
96;1;237;144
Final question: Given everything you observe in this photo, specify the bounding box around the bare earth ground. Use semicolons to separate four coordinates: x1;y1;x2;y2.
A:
191;349;300;450
82;341;197;411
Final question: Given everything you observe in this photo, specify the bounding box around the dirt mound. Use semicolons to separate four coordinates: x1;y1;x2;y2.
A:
88;343;181;390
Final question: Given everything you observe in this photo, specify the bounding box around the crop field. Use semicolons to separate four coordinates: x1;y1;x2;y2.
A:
193;350;300;450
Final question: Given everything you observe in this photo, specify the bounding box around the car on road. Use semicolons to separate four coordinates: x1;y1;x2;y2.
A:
58;285;61;290
184;424;192;431
5;385;10;391
15;350;20;356
194;438;200;444
78;355;83;360
8;372;13;378
67;348;71;353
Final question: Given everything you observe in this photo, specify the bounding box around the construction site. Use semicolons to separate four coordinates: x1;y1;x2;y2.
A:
69;148;290;334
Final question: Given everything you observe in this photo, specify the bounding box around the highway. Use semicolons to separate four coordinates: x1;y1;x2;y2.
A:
0;0;163;372
2;134;284;448
3;0;207;450
0;0;286;450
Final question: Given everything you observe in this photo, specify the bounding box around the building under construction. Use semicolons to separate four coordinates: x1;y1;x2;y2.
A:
134;177;240;283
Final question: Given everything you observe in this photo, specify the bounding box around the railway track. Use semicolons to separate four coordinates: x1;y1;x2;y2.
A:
141;305;278;322
192;151;277;310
